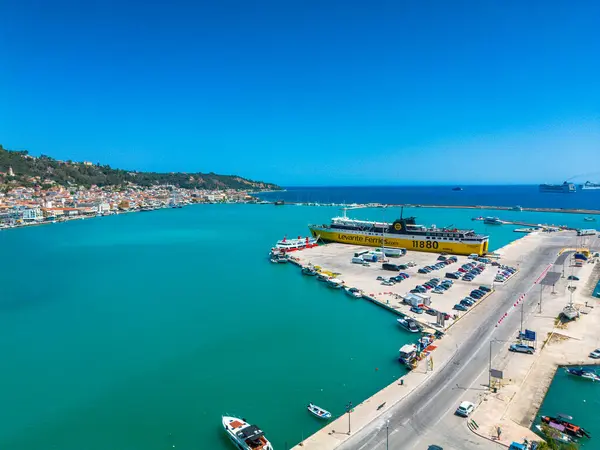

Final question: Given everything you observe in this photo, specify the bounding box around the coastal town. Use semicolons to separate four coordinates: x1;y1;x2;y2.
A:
0;168;264;229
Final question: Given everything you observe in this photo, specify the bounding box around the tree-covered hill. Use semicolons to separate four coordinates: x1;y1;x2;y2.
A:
0;145;280;190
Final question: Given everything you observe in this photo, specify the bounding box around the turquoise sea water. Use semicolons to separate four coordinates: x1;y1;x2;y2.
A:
533;366;600;448
0;204;595;449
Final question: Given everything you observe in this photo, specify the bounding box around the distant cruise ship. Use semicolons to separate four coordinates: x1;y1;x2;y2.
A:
539;182;576;193
580;181;600;190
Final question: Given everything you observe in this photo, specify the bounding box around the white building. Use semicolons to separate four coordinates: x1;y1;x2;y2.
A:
22;207;43;222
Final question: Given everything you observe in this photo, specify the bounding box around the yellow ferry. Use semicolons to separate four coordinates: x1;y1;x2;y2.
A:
309;212;489;256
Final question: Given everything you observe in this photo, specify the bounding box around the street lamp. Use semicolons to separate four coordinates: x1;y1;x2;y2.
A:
386;420;389;450
346;401;353;435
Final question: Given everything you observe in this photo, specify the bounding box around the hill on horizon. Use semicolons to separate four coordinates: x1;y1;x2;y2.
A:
0;145;280;191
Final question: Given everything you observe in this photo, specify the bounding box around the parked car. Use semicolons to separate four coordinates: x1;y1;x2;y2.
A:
432;288;445;294
446;272;459;279
455;401;475;417
589;349;600;359
391;276;403;282
438;255;447;261
410;306;424;314
463;276;474;282
382;263;400;271
509;343;535;355
414;286;427;293
425;308;438;316
399;273;410;279
568;275;580;281
479;286;492;292
460;299;473;307
418;268;429;274
398;264;409;270
453;304;468;311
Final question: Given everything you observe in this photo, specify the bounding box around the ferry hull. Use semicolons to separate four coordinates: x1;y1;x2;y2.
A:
309;227;488;256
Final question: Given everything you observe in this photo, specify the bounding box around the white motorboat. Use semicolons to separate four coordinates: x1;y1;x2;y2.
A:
327;278;344;289
222;416;273;450
307;403;332;420
344;287;363;298
397;317;421;333
565;367;600;381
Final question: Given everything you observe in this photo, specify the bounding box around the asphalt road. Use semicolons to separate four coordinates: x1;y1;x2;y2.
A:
337;233;577;450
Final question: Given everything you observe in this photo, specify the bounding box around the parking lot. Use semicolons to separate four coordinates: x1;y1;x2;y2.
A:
292;243;517;330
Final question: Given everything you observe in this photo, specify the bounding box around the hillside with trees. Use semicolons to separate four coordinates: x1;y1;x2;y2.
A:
0;145;280;191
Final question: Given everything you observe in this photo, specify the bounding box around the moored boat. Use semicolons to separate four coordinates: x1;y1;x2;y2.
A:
397;317;421;333
541;414;591;438
483;217;503;225
584;216;596;222
222;416;273;450
301;266;317;276
274;236;319;253
326;278;344;289
398;343;418;369
565;367;600;381
344;286;363;298
316;272;331;282
535;424;573;444
307;403;332;420
309;209;489;256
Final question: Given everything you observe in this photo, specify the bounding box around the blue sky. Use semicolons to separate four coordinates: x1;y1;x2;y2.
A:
1;0;599;185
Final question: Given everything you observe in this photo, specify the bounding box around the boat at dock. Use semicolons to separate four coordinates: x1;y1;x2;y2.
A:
307;403;332;420
316;272;331;282
539;182;577;193
541;414;591;438
565;367;600;381
274;236;319;252
326;278;344;289
514;228;540;233
309;209;489;256
344;286;363;298
483;217;503;225
222;416;273;450
535;424;573;444
398;343;418;369
301;266;317;276
397;317;421;333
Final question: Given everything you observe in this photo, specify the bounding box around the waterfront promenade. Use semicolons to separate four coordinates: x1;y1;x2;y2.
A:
293;231;591;449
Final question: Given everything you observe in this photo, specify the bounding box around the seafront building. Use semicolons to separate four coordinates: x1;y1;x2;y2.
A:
0;184;259;228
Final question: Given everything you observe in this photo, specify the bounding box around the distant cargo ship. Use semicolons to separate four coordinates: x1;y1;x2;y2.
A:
580;181;600;190
308;211;490;256
539;182;576;193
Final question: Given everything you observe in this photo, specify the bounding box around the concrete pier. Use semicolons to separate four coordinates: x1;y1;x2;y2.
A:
288;230;599;450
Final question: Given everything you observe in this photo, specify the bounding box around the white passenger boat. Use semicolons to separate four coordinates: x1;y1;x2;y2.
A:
307;403;332;420
344;287;363;298
222;416;273;450
274;236;319;252
327;278;344;289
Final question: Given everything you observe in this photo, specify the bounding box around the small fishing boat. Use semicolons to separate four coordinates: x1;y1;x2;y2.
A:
301;266;317;276
398;343;418;369
471;216;484;221
584;217;596;222
565;367;600;381
542;414;591;438
326;278;344;289
344;286;363;298
535;424;572;444
316;273;330;282
307;403;332;420
269;258;278;264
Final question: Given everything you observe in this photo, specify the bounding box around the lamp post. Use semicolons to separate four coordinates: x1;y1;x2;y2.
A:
489;339;495;390
346;401;353;435
386;420;389;450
